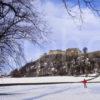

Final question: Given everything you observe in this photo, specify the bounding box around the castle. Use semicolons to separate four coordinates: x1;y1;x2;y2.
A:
48;48;81;57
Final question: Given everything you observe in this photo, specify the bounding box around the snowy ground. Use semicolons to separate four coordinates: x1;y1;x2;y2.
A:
0;83;100;100
0;76;100;100
0;75;100;85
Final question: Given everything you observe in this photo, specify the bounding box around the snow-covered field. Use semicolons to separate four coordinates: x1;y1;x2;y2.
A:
0;76;100;100
0;75;100;85
0;83;100;100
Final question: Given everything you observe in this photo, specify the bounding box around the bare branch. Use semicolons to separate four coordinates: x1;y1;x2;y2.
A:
0;0;47;73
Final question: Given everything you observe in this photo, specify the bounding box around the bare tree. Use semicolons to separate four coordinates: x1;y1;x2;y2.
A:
0;0;47;72
62;0;100;23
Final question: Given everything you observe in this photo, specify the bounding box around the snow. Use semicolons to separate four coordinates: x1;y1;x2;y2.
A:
0;76;100;100
0;76;100;85
0;83;100;100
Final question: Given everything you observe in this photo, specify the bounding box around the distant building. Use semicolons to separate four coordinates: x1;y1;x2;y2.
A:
66;48;82;57
48;50;65;55
48;48;82;57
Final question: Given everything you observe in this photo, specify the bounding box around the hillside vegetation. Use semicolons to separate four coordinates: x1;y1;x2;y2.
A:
10;48;100;77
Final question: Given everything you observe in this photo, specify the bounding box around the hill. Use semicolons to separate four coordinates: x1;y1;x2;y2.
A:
10;48;100;77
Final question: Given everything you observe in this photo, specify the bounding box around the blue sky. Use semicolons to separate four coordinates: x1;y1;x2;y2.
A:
24;0;100;62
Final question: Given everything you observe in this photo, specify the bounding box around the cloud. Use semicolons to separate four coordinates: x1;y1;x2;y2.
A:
41;1;100;51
